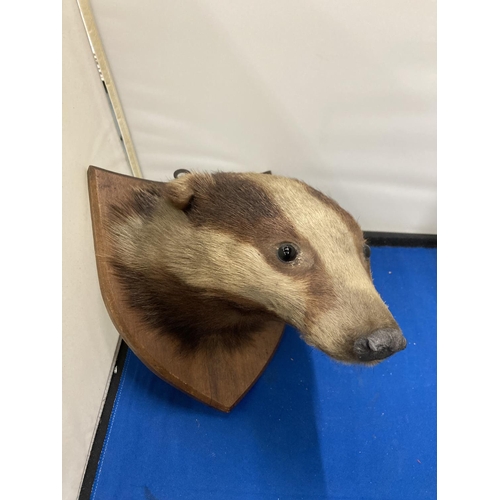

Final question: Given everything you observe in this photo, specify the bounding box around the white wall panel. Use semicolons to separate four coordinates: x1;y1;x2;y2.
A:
90;0;436;233
62;0;131;498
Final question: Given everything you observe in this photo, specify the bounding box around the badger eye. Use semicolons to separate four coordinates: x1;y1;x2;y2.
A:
363;244;371;259
278;243;298;262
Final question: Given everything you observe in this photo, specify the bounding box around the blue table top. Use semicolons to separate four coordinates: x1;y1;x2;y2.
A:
91;247;437;500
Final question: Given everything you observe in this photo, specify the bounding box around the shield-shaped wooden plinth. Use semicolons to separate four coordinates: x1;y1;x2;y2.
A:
87;166;285;412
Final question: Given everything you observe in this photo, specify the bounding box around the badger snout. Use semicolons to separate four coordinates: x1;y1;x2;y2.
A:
353;328;407;362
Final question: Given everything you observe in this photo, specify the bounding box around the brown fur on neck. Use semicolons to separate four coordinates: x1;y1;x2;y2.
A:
110;261;279;354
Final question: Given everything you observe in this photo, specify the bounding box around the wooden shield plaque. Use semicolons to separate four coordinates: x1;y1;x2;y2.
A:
87;166;285;412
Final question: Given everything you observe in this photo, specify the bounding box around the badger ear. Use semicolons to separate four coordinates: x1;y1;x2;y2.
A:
164;176;194;210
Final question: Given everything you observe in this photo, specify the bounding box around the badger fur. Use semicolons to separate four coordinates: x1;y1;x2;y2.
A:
108;171;406;364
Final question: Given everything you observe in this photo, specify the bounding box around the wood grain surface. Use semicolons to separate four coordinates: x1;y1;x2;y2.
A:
87;166;285;412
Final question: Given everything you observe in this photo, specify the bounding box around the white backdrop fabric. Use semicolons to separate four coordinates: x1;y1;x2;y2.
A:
90;0;436;231
92;0;436;234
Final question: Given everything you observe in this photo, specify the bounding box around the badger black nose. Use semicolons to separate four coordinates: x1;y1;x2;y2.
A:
354;328;407;362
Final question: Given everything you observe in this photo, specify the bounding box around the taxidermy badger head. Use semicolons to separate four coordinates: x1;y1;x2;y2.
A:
109;171;406;365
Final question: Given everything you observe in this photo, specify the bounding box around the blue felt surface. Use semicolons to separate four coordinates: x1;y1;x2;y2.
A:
91;247;436;500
